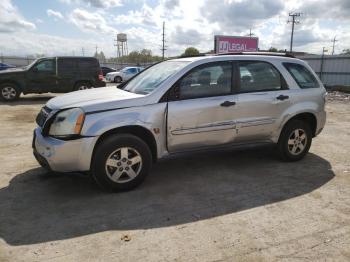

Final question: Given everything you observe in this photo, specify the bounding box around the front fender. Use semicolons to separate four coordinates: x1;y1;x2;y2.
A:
81;103;168;158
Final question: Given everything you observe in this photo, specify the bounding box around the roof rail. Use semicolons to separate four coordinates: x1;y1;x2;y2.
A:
215;52;295;58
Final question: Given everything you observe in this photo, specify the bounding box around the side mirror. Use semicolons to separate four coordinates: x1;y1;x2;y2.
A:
32;67;38;73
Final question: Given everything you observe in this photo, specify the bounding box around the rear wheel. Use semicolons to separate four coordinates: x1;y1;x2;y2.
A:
91;134;152;191
74;82;92;91
0;83;20;101
114;76;122;83
277;120;312;161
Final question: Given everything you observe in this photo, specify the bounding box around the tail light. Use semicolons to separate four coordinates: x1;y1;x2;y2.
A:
98;70;103;81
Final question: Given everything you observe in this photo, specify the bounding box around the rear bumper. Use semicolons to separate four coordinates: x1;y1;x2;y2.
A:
32;127;98;172
315;110;326;136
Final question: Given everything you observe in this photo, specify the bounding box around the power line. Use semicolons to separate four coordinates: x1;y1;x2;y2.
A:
331;36;338;55
161;21;167;60
288;12;301;53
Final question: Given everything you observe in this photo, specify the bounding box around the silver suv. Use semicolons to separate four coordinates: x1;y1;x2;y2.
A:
33;53;326;191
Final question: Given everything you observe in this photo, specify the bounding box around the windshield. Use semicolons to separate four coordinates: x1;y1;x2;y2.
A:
122;61;190;94
23;59;38;70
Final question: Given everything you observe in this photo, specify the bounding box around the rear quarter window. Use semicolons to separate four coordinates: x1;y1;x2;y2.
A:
78;59;99;72
283;62;319;89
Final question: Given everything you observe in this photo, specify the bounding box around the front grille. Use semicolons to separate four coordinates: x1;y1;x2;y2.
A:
36;106;52;127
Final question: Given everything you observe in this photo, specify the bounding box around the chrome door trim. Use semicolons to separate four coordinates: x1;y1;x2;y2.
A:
171;121;236;135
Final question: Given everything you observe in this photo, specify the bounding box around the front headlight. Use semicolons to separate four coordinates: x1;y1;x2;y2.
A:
49;108;85;137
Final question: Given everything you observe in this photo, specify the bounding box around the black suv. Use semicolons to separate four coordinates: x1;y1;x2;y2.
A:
0;56;106;101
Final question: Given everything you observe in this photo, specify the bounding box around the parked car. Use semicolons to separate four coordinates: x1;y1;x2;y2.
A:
33;53;326;191
105;66;144;83
0;56;105;101
0;63;16;71
101;66;116;76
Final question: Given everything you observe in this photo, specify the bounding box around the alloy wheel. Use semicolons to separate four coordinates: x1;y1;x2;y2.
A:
105;147;143;183
1;86;17;100
287;129;307;155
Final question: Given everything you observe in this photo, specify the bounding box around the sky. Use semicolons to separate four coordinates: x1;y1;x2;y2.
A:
0;0;349;57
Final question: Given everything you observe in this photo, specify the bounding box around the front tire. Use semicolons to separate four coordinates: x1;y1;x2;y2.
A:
277;120;312;161
114;76;122;83
0;83;20;101
91;134;152;191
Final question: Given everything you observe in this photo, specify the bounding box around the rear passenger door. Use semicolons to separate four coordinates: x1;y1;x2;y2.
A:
57;58;78;92
234;61;292;142
124;68;138;80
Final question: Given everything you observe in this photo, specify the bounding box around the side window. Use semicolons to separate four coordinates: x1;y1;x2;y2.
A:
239;61;282;93
179;62;232;99
34;59;55;73
128;68;137;74
78;59;98;71
283;63;319;89
58;59;77;74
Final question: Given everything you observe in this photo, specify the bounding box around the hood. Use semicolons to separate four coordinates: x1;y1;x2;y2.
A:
0;68;25;75
46;86;145;112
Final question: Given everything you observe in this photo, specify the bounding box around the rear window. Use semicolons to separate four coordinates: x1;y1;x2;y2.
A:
78;58;99;71
283;63;319;89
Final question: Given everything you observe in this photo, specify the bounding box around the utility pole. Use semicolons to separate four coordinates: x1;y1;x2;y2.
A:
81;47;85;56
247;28;255;38
288;12;301;53
320;47;328;82
331;36;338;55
95;45;98;55
161;21;167;60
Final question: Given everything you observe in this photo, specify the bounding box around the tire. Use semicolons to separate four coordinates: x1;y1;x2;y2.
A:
74;81;92;91
0;83;20;101
277;120;312;161
91;134;152;191
114;76;122;83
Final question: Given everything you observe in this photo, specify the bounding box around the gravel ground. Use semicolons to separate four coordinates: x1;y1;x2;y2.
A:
0;91;349;262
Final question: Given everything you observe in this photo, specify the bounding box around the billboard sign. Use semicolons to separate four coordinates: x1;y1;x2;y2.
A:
214;35;258;54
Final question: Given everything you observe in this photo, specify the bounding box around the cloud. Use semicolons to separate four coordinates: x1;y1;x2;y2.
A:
114;4;158;27
171;27;206;46
0;0;36;33
0;31;115;57
300;0;350;20
69;8;117;34
60;0;123;8
47;9;64;20
202;0;284;31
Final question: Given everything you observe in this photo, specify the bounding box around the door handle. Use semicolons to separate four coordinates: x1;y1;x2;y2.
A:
220;101;236;107
276;95;289;101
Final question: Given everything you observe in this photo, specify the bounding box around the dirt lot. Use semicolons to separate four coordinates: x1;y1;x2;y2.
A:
0;92;349;261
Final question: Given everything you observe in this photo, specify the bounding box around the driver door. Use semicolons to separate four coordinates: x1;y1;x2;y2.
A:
26;58;57;92
167;61;237;152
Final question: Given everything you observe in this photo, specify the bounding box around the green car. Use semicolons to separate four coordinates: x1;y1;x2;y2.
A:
0;56;106;101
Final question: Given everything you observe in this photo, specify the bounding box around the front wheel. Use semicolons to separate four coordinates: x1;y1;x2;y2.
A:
277;120;312;161
0;84;20;101
114;76;122;83
91;134;152;191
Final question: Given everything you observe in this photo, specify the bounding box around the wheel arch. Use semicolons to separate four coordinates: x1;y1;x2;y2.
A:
0;80;22;91
91;125;158;166
280;112;317;138
74;80;93;90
